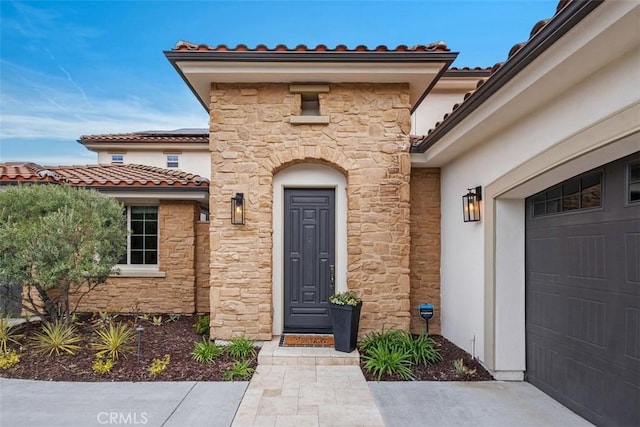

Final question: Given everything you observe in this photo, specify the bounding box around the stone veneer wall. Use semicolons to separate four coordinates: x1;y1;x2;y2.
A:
195;221;211;313
409;168;441;334
209;82;412;340
71;200;201;314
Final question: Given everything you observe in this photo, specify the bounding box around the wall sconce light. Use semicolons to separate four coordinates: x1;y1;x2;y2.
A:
231;193;245;225
463;186;482;222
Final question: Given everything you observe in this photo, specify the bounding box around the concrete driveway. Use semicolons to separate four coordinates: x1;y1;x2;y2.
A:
369;381;593;427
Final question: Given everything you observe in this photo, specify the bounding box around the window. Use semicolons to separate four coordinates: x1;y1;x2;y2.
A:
111;155;124;164
166;155;179;168
628;161;640;203
532;172;602;217
119;206;158;265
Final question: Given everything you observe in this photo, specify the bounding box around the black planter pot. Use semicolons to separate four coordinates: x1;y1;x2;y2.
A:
330;302;362;353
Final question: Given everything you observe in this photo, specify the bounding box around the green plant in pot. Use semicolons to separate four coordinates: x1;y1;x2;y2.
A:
329;291;362;353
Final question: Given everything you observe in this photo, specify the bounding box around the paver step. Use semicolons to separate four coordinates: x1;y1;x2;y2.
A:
257;336;360;366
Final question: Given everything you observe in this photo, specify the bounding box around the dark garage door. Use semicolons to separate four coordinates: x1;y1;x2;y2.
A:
525;153;640;427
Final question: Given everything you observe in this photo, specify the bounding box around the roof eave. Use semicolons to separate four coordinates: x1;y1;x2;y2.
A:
412;0;604;153
164;50;458;113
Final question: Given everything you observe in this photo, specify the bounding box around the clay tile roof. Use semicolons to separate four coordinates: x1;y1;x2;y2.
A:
79;129;209;145
0;162;60;183
171;41;450;53
412;0;591;152
0;163;209;189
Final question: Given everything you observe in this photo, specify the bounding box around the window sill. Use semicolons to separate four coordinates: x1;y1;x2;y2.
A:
111;267;166;278
289;116;330;125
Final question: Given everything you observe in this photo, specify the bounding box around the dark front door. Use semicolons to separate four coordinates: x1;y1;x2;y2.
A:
284;188;335;332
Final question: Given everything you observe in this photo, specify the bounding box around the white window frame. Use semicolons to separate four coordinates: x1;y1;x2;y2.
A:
118;205;159;268
111;154;124;164
166;155;179;168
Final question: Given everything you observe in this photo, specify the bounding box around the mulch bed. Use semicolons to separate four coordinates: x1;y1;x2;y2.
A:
360;335;494;381
1;315;257;382
2;315;491;382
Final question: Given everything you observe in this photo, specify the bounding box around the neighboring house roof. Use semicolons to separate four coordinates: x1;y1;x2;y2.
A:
0;162;209;189
411;0;603;153
79;128;208;145
444;67;493;78
165;42;458;113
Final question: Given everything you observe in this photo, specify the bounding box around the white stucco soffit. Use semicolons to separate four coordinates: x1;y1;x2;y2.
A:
412;0;640;168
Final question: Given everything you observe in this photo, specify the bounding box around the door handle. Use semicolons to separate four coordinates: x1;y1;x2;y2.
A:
329;265;335;292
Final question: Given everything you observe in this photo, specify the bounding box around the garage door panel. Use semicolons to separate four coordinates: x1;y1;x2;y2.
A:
622;306;640;362
624;232;640;284
566;234;605;280
526;153;640;427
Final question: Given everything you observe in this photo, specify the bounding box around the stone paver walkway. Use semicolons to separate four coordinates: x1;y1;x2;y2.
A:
231;365;384;426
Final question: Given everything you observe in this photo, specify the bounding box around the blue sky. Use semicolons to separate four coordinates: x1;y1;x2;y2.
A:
0;0;557;165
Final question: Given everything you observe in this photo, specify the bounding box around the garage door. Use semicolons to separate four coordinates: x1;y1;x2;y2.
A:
525;152;640;427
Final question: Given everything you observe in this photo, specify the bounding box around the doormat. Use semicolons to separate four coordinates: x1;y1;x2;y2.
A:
279;334;334;347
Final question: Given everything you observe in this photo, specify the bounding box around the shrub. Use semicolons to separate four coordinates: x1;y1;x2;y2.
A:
225;336;256;359
191;338;223;364
360;328;407;355
92;322;135;360
0;317;23;353
453;358;477;377
329;291;361;306
92;356;114;375
360;328;442;380
0;351;20;369
408;334;442;365
193;315;210;336
149;354;170;377
32;321;82;356
362;341;414;381
224;360;255;381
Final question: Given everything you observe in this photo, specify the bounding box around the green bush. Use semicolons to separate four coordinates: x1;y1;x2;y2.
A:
92;355;114;375
92;322;135;360
191;338;223;364
149;354;170;377
225;336;256;359
0;317;23;353
362;341;414;381
224;360;255;381
32;321;82;356
360;328;442;380
408;334;442;365
193;315;210;336
0;351;20;369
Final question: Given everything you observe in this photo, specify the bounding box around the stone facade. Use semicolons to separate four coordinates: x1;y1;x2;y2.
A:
209;82;413;340
195;221;211;313
70;200;207;314
409;168;441;335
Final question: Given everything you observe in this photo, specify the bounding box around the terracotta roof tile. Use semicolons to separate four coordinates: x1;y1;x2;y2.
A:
79;129;209;145
0;163;208;189
171;41;451;53
412;0;577;151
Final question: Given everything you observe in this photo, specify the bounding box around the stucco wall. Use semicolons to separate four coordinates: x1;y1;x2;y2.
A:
208;82;413;340
409;168;441;335
436;18;640;373
97;151;211;179
71;200;202;314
